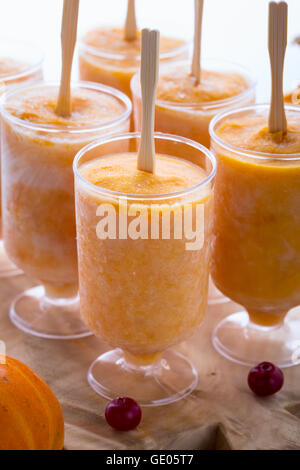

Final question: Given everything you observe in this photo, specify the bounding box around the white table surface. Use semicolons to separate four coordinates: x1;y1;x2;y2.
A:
1;0;299;102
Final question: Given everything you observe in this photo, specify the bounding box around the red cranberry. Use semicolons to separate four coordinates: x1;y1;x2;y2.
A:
248;362;284;396
105;397;142;431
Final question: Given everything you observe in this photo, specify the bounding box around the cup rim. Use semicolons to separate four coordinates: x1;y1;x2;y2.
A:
130;58;256;111
78;25;190;62
73;131;217;200
0;80;132;133
209;103;300;161
0;38;44;83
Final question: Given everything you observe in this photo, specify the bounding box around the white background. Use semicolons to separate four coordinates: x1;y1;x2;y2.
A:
1;0;300;101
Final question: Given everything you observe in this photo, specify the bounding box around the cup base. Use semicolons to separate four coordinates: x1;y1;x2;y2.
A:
0;241;22;278
212;308;300;368
208;278;230;306
88;348;198;406
9;285;92;340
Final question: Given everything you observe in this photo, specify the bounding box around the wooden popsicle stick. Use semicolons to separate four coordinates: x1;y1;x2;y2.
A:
137;29;160;174
124;0;137;41
268;1;287;134
191;0;204;85
55;0;80;118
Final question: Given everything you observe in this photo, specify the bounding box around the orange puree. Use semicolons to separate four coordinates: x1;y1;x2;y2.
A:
156;69;248;104
216;116;300;153
284;91;295;104
284;84;300;105
80;154;203;194
76;153;213;356
132;63;254;149
211;110;300;327
83;28;184;59
0;57;28;77
0;57;43;240
2;85;130;297
4;86;124;127
0;57;42;86
79;27;187;97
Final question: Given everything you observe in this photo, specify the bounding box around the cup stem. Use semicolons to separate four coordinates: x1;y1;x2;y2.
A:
9;284;90;340
212;308;300;368
43;281;78;301
88;348;198;406
247;309;287;328
123;350;163;368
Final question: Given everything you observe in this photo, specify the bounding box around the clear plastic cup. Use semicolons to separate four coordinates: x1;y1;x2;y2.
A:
210;104;300;368
1;81;131;340
131;59;256;148
131;59;256;306
0;39;43;88
78;27;189;98
73;132;216;406
0;39;44;278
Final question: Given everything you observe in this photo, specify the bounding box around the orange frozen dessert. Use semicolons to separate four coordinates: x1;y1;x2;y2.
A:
0;57;41;86
0;49;43;242
284;90;296;104
75;152;213;359
284;85;300;105
131;61;255;149
1;83;131;298
0;57;32;77
210;106;300;327
79;27;187;98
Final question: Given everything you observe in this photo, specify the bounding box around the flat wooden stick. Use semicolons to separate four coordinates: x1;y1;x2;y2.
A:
55;0;80;117
124;0;137;41
268;1;287;134
137;29;160;174
191;0;204;85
